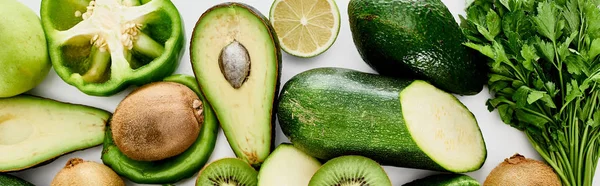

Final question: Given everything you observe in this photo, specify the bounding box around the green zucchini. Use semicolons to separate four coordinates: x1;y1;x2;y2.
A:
403;174;480;186
277;67;486;173
0;174;34;186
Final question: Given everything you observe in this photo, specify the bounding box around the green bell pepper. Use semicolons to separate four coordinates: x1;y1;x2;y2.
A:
101;74;218;184
40;0;184;96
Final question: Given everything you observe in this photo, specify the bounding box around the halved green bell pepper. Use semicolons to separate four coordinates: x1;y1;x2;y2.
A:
40;0;184;96
101;74;218;184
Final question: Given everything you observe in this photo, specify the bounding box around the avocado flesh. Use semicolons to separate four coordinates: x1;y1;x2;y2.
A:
0;95;109;172
190;3;281;166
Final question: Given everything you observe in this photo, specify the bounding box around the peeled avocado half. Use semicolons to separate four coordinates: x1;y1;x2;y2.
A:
190;2;281;166
0;95;109;172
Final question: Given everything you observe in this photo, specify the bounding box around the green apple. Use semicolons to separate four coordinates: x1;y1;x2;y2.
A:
0;0;51;98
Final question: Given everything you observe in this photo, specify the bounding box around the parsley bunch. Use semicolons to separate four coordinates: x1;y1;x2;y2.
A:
461;0;600;185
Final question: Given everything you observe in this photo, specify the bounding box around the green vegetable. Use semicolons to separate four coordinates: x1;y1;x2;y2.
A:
0;0;51;98
190;2;281;167
0;174;34;186
403;174;480;186
0;95;109;172
462;0;600;185
348;0;485;95
277;67;487;173
40;0;184;96
101;74;218;184
257;143;321;186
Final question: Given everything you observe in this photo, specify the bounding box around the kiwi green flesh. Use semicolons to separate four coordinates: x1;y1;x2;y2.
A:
308;156;391;186
196;158;257;186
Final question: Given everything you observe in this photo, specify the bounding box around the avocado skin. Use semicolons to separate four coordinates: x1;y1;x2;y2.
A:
190;2;282;167
348;0;484;95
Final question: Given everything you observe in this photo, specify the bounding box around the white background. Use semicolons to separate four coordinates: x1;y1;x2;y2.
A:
9;0;600;185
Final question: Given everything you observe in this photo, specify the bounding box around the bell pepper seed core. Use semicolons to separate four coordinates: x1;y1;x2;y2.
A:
72;0;163;82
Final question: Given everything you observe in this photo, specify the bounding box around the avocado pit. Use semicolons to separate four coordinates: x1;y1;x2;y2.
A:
219;40;251;89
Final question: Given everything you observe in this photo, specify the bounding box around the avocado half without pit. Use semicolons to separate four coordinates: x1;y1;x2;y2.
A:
190;2;282;167
110;81;202;161
101;75;219;184
40;0;184;96
0;95;110;172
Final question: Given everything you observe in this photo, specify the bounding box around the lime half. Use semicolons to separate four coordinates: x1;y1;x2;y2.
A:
269;0;340;58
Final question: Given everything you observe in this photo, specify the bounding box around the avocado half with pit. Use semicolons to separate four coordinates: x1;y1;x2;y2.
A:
190;2;282;166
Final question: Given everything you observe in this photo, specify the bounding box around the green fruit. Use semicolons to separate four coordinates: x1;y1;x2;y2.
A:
196;158;258;186
190;2;282;167
403;174;480;186
308;155;391;186
348;0;484;95
110;81;202;162
0;95;109;172
0;174;34;186
51;158;124;186
0;0;51;98
258;143;321;186
278;67;487;173
101;74;218;184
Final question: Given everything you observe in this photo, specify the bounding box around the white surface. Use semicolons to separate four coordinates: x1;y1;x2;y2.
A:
9;0;599;185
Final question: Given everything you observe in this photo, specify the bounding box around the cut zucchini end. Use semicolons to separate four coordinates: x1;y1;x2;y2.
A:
258;143;321;186
401;80;486;172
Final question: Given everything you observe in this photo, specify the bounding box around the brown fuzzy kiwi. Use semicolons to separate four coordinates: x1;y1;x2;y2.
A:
484;154;561;186
111;82;204;161
51;158;124;186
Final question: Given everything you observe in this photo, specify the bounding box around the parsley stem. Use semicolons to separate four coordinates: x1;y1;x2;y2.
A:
527;132;572;186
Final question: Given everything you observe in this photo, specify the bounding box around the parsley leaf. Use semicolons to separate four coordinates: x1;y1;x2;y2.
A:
521;44;539;71
533;2;558;42
487;11;501;39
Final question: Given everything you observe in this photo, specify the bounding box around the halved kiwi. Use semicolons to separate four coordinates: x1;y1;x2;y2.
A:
308;155;391;186
110;81;204;161
196;158;258;186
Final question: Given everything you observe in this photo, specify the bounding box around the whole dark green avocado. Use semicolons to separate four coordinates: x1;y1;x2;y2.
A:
348;0;484;95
